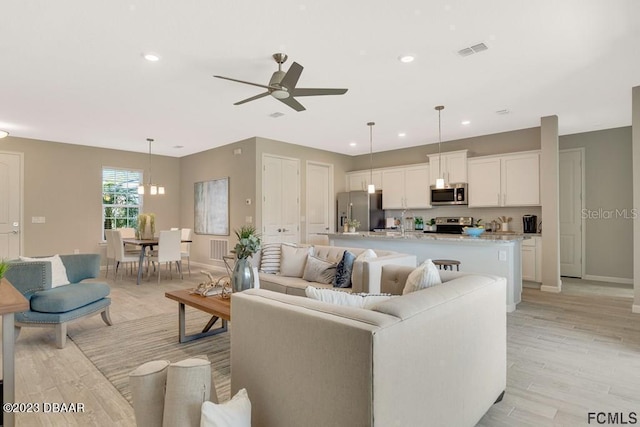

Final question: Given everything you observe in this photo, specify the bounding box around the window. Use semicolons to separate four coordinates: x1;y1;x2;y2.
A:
102;167;142;239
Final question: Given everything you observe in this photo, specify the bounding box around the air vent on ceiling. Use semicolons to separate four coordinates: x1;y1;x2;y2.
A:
269;112;285;118
495;109;510;115
457;42;488;57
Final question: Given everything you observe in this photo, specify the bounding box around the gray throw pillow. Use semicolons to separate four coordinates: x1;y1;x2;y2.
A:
302;255;337;284
333;250;356;288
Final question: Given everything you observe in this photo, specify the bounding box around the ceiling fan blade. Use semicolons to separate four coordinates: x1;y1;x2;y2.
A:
213;75;272;90
277;96;306;112
234;92;271;105
280;62;303;90
291;88;348;97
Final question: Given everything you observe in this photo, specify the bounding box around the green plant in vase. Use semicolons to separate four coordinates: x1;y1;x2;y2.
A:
414;216;424;230
0;259;10;281
230;226;262;293
346;219;360;232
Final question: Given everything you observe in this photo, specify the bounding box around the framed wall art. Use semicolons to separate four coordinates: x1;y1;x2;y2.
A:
194;177;229;235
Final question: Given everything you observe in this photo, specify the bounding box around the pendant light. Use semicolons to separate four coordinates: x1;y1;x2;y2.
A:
137;138;165;195
435;105;445;189
367;122;376;194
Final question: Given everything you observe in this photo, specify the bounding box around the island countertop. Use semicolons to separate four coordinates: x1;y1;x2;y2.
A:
325;231;529;243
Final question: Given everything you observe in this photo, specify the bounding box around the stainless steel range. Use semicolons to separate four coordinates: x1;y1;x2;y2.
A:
431;217;473;234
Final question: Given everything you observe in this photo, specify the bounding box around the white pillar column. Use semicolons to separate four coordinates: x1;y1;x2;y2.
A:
540;115;561;292
632;86;640;313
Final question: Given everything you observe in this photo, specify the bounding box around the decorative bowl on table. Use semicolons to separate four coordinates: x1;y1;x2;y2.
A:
463;227;485;237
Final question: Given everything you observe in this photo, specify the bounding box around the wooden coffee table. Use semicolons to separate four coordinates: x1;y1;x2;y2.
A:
165;289;231;343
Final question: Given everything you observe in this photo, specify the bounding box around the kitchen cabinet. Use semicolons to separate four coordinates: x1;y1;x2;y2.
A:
522;235;542;282
468;151;540;207
346;170;382;192
381;165;430;209
428;150;467;186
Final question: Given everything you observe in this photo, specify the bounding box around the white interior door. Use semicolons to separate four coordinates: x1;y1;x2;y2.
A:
306;162;333;243
559;149;584;277
0;152;22;259
262;154;300;244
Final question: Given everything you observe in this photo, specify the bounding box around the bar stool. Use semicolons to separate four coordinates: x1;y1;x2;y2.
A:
432;259;461;271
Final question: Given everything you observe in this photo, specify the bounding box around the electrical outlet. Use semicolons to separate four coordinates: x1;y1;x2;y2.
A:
245;216;253;223
73;249;80;254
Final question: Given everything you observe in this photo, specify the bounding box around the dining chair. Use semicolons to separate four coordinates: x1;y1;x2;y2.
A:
113;229;140;281
104;229;116;279
148;230;183;284
180;228;192;276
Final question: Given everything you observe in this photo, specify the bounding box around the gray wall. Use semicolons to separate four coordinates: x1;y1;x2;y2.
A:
1;136;180;257
560;127;632;279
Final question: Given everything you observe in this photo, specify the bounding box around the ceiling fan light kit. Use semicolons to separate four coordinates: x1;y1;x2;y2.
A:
214;53;348;112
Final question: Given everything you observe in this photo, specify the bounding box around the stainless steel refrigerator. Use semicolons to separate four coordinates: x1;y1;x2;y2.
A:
336;191;384;232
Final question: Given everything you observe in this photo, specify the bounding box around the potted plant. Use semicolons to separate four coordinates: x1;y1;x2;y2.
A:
230;225;261;292
136;213;156;239
426;218;436;232
414;216;424;230
346;219;360;233
0;259;10;281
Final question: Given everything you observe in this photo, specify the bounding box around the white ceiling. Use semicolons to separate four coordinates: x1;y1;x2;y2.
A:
1;1;639;157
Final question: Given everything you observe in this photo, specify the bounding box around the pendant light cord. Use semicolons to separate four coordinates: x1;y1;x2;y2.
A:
435;106;444;180
147;138;154;186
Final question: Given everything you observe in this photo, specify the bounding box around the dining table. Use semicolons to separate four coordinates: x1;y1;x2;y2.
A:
121;238;192;285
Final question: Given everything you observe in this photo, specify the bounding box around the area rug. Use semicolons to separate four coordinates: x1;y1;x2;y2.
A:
68;310;231;405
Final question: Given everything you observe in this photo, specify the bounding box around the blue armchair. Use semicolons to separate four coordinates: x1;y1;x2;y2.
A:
5;253;112;348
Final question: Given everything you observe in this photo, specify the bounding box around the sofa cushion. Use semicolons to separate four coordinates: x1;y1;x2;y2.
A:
402;259;441;295
305;286;393;310
201;388;252;427
19;255;70;288
302;255;337;284
280;245;313;277
30;282;110;313
333;250;356;288
259;243;282;274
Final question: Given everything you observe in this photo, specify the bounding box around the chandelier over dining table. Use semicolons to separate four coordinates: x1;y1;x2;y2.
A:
138;138;165;195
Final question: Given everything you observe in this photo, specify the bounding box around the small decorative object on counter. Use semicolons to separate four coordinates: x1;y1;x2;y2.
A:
498;216;512;232
414;217;424;230
346;218;360;233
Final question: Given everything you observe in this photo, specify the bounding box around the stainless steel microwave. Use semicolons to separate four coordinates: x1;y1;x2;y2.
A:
430;183;468;205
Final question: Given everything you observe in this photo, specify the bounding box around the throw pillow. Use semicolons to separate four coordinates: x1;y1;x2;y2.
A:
305;286;393;309
280;245;313;277
129;359;171;427
402;259;442;295
258;243;281;274
333;250;356;288
19;254;70;288
302;255;337;284
355;248;377;261
200;388;251;427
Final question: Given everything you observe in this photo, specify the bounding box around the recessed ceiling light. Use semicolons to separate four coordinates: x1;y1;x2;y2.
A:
398;55;415;63
143;53;160;62
461;121;470;126
349;142;357;147
0;130;9;138
398;132;406;137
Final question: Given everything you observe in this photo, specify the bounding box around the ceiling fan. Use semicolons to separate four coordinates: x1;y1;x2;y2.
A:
214;53;348;112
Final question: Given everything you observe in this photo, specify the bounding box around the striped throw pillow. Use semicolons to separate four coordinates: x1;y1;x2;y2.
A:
259;243;282;274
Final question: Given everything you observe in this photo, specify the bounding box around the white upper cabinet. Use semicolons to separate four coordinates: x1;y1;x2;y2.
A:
428;150;467;186
381;165;430;209
467;151;540;207
346;170;382;192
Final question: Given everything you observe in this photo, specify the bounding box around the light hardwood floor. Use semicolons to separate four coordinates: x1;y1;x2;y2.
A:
1;272;639;426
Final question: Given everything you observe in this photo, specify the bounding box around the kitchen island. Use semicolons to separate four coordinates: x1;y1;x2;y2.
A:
328;231;528;312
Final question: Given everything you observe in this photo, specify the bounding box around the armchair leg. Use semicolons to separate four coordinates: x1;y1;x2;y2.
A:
101;307;113;326
55;323;67;349
494;390;505;404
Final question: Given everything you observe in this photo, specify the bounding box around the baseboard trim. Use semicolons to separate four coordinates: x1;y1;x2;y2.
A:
583;274;633;285
540;284;561;293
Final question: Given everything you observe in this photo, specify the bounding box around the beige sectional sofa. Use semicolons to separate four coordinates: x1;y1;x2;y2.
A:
231;266;507;427
251;244;416;296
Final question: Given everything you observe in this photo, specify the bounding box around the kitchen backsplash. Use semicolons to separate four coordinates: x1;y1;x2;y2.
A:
385;206;543;233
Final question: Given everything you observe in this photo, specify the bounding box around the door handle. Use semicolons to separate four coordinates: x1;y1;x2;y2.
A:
277;228;282;232
282;228;288;232
12;230;19;234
